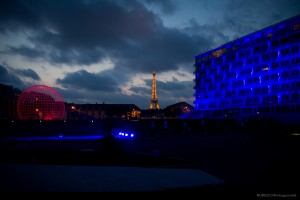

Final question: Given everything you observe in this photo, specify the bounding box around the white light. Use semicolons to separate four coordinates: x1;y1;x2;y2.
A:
125;133;128;137
130;134;134;137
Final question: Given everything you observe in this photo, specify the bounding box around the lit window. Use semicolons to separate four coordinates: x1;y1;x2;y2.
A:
294;23;300;30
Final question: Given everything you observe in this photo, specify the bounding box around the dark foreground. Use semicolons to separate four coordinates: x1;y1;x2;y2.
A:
0;122;300;197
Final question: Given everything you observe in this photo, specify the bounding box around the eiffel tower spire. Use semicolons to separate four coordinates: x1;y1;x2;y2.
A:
149;71;160;110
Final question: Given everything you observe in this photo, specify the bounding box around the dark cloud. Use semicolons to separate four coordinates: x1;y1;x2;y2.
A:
8;45;44;59
222;0;300;40
0;0;208;73
56;69;119;92
0;0;42;32
55;84;150;109
114;27;210;73
0;65;27;90
15;68;40;80
1;0;299;68
183;18;229;49
159;80;194;106
143;0;177;14
183;0;300;49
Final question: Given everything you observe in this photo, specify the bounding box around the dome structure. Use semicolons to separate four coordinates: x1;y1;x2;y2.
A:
17;85;65;120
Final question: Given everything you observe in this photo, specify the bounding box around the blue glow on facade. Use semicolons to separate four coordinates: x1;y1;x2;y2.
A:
194;15;300;119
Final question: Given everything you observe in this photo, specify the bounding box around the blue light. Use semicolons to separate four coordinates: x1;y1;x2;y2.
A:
116;130;136;139
5;135;103;141
193;15;300;117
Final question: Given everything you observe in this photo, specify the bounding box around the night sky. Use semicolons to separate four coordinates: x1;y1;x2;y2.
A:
0;0;299;109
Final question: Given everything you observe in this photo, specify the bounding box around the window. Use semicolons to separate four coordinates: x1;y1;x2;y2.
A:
281;48;290;56
281;71;290;79
261;43;268;52
253;46;261;54
294;23;300;31
262;53;270;62
292;45;299;53
221;64;230;71
271;51;278;59
271;40;279;48
246;58;253;65
215;75;223;81
272;84;280;91
280;60;290;67
292;69;299;77
261;65;269;71
271;62;279;70
253;56;260;64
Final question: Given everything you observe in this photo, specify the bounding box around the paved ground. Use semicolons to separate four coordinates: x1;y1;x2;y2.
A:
1;130;300;197
122;131;300;196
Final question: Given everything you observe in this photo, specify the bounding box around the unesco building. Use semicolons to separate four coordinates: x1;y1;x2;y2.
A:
193;15;300;122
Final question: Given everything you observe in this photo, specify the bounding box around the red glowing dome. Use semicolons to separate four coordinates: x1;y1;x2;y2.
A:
17;85;65;120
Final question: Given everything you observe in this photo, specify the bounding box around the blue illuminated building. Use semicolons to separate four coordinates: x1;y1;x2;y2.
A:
194;15;300;121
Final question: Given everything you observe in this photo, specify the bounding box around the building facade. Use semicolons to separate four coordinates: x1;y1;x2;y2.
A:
66;103;141;120
194;15;300;121
0;84;20;120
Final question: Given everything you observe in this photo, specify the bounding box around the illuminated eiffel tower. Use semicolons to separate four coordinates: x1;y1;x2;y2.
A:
149;71;160;110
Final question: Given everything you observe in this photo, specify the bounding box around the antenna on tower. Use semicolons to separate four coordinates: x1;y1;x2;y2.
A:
149;71;160;110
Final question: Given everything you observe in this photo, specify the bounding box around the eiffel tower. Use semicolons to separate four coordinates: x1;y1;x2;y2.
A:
149;71;160;110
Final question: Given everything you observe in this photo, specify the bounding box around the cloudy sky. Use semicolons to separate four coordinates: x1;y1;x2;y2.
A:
0;0;299;109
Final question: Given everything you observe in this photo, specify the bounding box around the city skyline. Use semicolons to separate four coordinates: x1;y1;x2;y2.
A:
0;0;300;109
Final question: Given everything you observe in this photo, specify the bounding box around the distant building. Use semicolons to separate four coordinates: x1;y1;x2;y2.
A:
194;15;300;122
164;102;194;119
0;84;21;120
141;102;194;119
66;103;141;120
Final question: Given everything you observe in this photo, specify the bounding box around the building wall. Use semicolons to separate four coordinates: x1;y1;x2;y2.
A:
0;84;20;120
194;15;300;120
66;103;141;120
